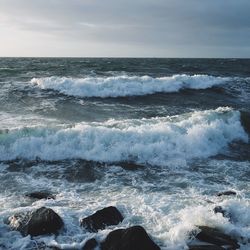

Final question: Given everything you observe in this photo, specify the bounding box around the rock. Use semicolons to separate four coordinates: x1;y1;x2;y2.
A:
217;191;236;197
101;225;160;250
213;206;228;218
80;206;123;232
214;206;238;224
25;191;55;200
194;226;239;249
7;207;63;236
82;238;98;250
189;245;224;250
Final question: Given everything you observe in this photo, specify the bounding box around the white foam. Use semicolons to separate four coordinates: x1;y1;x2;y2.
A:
0;108;247;165
31;74;228;98
1;159;250;249
0;112;59;130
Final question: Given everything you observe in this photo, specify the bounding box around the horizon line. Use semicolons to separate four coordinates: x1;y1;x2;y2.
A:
0;56;250;59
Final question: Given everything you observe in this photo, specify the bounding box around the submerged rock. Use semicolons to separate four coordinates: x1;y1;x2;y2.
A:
101;225;160;250
7;207;63;236
217;191;236;197
194;226;239;249
80;206;123;232
25;191;56;200
82;238;98;250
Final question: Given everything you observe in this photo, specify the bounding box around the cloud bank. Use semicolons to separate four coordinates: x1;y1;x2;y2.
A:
0;0;249;57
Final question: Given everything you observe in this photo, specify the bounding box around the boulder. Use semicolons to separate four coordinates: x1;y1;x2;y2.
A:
194;226;239;249
7;207;63;236
25;191;55;200
101;225;160;250
80;206;123;232
82;238;98;250
217;191;236;197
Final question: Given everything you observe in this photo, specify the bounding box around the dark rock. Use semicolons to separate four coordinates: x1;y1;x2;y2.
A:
101;225;160;250
25;191;55;200
7;207;63;236
214;206;238;224
217;191;236;197
214;206;228;218
80;206;123;232
82;238;98;250
195;226;239;249
189;245;224;250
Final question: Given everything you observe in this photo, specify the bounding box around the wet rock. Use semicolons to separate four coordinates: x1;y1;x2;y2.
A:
25;191;55;200
194;226;239;249
82;238;98;250
189;245;224;250
101;225;160;250
7;207;63;236
214;206;229;218
80;206;123;232
214;206;238;224
217;191;236;197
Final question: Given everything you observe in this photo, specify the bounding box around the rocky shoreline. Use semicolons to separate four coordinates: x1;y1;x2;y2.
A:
1;190;244;250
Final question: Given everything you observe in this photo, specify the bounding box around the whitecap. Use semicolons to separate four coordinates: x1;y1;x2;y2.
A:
31;74;228;98
0;107;247;165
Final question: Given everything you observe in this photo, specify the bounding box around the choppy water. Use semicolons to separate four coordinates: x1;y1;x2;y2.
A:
0;58;250;249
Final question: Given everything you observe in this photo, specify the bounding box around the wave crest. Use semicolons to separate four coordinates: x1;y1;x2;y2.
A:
0;108;247;166
31;74;228;98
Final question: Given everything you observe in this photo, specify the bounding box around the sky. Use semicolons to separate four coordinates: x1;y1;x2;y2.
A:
0;0;250;58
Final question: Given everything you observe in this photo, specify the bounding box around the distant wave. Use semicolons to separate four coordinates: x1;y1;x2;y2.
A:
0;108;247;165
31;74;229;98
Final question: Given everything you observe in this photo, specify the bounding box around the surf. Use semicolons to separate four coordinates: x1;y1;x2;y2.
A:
31;74;229;98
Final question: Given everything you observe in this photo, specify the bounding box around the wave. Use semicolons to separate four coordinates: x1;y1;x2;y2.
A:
240;111;250;135
31;74;228;98
0;108;247;165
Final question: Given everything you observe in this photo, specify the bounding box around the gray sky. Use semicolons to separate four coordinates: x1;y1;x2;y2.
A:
0;0;250;57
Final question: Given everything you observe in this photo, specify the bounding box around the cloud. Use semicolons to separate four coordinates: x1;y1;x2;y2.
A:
0;0;249;57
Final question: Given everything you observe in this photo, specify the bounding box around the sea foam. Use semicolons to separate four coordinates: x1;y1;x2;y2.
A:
31;74;228;98
0;108;247;165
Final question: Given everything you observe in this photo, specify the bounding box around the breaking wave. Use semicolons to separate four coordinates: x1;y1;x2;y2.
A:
0;108;247;166
31;74;229;98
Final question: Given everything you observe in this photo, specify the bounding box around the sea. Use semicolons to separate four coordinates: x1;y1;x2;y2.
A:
0;58;249;249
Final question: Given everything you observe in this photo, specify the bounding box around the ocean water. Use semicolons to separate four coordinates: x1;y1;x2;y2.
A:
0;58;250;249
